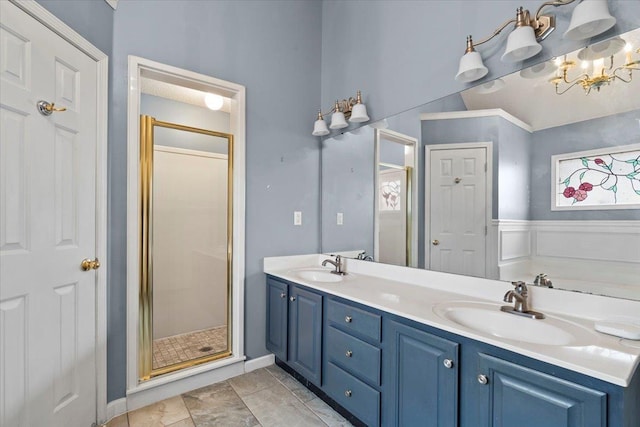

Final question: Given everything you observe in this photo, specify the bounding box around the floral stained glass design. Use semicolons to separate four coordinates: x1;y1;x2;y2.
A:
555;146;640;209
380;179;401;211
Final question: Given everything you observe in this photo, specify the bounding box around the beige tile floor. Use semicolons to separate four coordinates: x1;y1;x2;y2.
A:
107;365;353;427
153;326;228;369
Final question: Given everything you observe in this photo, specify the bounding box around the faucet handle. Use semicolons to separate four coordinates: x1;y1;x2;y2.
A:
511;281;527;294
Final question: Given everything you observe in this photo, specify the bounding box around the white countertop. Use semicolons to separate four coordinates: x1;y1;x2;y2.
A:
264;254;640;387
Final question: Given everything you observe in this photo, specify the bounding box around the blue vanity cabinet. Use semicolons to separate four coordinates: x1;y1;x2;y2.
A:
287;284;323;387
473;353;607;427
382;318;459;427
323;298;383;427
266;277;288;361
266;276;323;387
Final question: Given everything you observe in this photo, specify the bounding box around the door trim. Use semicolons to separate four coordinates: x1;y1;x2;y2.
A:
126;56;246;397
7;0;110;423
424;142;493;274
374;129;419;267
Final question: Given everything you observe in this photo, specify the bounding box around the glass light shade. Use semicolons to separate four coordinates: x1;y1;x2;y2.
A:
349;103;370;123
312;118;330;136
204;93;224;110
502;26;542;62
329;111;348;129
564;0;616;41
455;51;489;82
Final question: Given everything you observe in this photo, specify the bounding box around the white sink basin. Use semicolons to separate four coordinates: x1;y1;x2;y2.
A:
295;269;344;283
433;301;595;346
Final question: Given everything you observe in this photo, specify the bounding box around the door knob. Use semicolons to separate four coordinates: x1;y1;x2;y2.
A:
37;100;67;116
432;240;440;246
454;177;461;184
477;374;489;385
443;359;454;369
289;296;296;302
80;258;100;271
280;292;286;298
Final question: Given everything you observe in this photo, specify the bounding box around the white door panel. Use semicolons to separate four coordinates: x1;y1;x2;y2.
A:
1;2;98;426
429;147;487;277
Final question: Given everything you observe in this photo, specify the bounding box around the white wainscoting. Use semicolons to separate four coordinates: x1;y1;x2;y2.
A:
496;220;640;298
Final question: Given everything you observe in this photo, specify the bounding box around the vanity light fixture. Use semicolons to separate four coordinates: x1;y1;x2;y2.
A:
455;0;617;83
550;41;640;94
312;90;370;136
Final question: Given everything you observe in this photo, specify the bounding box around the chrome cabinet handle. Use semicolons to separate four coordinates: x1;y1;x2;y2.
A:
443;359;453;369
345;316;352;323
454;177;461;184
477;374;488;385
290;296;296;302
280;292;286;298
37;100;67;116
345;350;353;358
344;390;352;397
432;239;440;246
80;258;100;271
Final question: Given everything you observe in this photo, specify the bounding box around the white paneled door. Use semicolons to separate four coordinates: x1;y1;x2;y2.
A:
1;2;99;427
428;147;487;277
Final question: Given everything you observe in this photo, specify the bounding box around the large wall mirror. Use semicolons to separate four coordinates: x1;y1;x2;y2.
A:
322;27;640;301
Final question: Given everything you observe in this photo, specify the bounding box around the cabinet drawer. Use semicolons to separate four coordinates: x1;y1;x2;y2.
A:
325;362;380;427
326;326;381;386
326;299;381;342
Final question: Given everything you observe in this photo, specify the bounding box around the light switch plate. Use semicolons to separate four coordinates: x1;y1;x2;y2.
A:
337;212;344;225
294;211;302;225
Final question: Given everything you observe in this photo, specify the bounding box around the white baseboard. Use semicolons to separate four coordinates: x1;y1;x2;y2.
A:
105;397;127;423
244;354;275;372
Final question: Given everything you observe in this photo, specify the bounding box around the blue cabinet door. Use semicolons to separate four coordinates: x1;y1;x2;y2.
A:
475;353;606;427
288;285;323;386
266;278;288;361
382;319;459;427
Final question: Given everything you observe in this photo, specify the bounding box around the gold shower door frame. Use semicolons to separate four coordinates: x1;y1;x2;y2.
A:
139;115;234;380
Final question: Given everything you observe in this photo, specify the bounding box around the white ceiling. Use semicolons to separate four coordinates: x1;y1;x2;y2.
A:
461;28;640;131
140;77;231;113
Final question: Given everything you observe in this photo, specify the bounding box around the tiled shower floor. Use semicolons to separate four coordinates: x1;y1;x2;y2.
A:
153;326;228;369
106;365;353;427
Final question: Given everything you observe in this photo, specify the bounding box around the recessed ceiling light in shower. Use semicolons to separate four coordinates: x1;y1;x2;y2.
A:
205;93;224;110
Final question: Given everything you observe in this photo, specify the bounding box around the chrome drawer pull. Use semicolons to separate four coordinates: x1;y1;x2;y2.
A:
290;296;296;302
345;316;353;323
280;292;286;298
345;390;352;397
477;374;488;385
346;350;353;358
443;359;453;369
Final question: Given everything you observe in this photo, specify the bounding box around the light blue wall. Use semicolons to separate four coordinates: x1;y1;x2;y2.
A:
498;119;532;220
531;109;640;220
321;0;640;124
107;0;323;401
322;127;375;255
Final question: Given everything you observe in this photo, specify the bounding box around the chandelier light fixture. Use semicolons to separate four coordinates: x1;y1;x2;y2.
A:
455;0;617;83
312;90;370;136
550;39;640;94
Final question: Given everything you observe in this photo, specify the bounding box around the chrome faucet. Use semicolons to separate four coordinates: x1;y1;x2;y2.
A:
501;281;545;319
322;255;346;275
356;251;374;261
533;273;553;288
